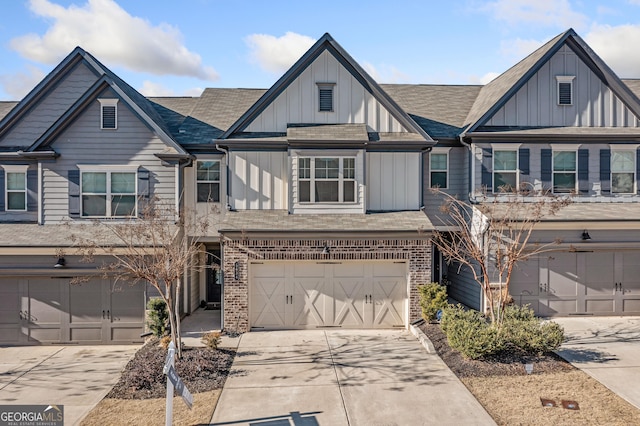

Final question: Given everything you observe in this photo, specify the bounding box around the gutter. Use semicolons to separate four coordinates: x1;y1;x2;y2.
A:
458;132;474;200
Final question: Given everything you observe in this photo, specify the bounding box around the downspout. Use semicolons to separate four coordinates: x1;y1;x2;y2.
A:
215;143;229;331
421;146;432;208
458;132;474;201
37;162;43;225
215;144;231;210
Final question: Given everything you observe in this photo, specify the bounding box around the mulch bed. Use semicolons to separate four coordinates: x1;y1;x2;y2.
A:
419;322;574;377
107;338;235;399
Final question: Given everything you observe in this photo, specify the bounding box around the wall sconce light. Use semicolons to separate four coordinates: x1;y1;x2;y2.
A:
234;261;240;280
54;257;66;269
322;243;330;255
581;230;591;241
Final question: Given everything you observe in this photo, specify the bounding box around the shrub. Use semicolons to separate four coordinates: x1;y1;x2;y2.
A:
441;304;504;359
147;298;168;337
418;282;449;321
201;331;222;350
500;305;564;354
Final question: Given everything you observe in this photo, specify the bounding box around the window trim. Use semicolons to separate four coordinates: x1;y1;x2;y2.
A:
492;149;519;193
99;98;119;130
196;159;221;203
610;145;639;194
78;165;138;218
298;156;357;204
429;148;450;189
3;165;28;212
556;76;575;106
316;82;335;113
552;149;578;194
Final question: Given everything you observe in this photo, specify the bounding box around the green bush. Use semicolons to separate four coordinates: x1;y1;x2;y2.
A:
441;305;505;359
500;305;564;354
146;298;168;337
418;282;449;321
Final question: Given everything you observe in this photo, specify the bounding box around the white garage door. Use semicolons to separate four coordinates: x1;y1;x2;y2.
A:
250;261;408;329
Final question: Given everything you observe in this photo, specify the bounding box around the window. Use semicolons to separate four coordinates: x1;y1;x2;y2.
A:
317;83;335;112
196;160;220;202
553;151;577;193
99;99;118;129
4;166;27;211
81;170;136;217
556;76;575;106
430;152;448;188
299;157;356;203
493;150;518;192
611;150;636;194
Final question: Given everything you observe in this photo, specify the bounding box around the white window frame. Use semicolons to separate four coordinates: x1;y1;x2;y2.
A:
317;82;335;112
78;165;138;218
3;165;28;212
492;149;519;193
99;98;119;130
552;149;578;194
196;159;221;203
298;156;356;204
610;144;639;195
429;148;450;189
556;76;575;106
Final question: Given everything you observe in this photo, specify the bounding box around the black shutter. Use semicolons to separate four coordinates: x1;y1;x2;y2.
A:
519;148;530;176
578;149;589;194
541;149;552;189
481;148;492;190
138;169;150;198
600;149;611;193
68;169;80;217
27;169;38;212
0;169;4;211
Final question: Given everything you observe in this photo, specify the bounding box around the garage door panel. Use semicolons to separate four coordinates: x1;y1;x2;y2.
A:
372;278;405;327
333;278;365;327
585;252;614;296
292;278;329;327
622;253;640;295
251;278;286;328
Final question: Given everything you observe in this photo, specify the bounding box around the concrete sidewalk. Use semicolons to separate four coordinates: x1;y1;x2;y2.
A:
554;316;640;410
210;329;495;425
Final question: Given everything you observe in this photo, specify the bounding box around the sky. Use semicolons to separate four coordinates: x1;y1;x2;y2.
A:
1;0;640;100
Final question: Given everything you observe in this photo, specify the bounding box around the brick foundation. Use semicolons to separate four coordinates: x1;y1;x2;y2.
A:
222;237;431;333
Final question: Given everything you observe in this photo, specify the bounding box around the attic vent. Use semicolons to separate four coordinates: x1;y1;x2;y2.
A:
556;76;575;106
99;99;119;129
317;83;335;112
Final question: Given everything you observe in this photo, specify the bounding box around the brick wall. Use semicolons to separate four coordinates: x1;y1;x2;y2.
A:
222;237;431;333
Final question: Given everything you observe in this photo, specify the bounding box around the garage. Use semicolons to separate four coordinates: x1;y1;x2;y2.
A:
0;276;145;345
250;261;408;329
510;251;640;316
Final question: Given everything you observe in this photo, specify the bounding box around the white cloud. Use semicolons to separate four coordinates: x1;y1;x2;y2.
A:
586;24;640;78
479;72;501;85
628;0;640;5
139;81;203;97
0;65;46;99
362;62;411;84
10;0;218;81
483;0;588;29
499;38;546;59
245;32;316;73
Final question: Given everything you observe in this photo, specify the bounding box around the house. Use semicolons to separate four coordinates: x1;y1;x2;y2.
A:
0;28;638;345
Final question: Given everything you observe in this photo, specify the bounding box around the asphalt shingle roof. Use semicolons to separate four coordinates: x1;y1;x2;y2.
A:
0;102;18;122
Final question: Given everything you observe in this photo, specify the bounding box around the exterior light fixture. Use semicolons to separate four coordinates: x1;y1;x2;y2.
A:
581;230;591;241
322;243;330;255
234;261;240;280
54;257;66;269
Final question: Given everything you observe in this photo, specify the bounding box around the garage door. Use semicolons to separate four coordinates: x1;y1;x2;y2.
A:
250;261;407;329
0;277;145;345
510;251;640;316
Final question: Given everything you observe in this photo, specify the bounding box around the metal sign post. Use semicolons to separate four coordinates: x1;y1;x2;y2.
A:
163;341;194;425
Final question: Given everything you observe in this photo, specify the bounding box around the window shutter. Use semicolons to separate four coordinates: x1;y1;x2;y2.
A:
519;148;530;176
600;149;611;193
138;169;150;198
578;149;589;194
0;169;4;211
481;148;492;189
541;149;552;188
68;169;80;217
27;169;38;212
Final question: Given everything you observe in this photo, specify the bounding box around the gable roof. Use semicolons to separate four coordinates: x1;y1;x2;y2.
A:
462;28;640;136
220;33;434;143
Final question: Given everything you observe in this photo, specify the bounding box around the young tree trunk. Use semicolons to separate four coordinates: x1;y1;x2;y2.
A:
175;278;182;359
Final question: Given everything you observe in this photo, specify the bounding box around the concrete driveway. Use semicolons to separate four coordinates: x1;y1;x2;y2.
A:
0;345;138;425
210;329;495;425
554;316;640;410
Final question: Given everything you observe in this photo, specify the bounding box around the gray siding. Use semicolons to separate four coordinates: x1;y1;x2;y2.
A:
447;261;481;310
423;146;469;225
0;63;98;148
230;151;287;210
43;88;176;223
367;152;420;211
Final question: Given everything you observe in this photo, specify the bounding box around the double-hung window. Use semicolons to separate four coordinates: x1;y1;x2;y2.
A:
611;150;636;194
4;166;27;211
299;157;356;203
196;160;220;202
553;151;577;193
430;152;448;189
493;150;518;192
81;169;136;217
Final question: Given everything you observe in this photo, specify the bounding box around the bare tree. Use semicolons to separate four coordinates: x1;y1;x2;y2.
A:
70;198;214;357
431;188;570;325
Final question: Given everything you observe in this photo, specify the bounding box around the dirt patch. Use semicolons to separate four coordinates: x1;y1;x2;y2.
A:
421;322;640;426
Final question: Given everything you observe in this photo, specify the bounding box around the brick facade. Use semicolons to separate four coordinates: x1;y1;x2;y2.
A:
221;236;431;333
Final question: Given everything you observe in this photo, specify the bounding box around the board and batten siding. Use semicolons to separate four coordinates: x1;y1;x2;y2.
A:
488;45;640;128
245;50;408;133
422;147;468;225
447;261;482;311
42;89;177;223
183;159;226;237
0;62;98;148
229;151;287;210
367;152;420;211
